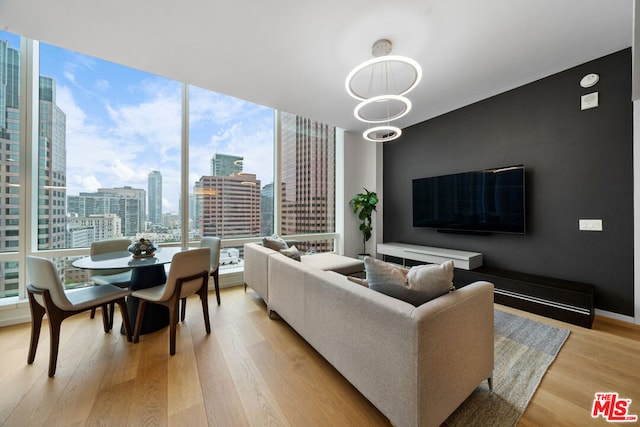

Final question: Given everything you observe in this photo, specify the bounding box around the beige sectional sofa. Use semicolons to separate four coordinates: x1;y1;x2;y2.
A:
243;242;495;427
243;242;365;304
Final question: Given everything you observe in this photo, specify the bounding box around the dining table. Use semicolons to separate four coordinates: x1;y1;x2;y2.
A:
72;246;190;335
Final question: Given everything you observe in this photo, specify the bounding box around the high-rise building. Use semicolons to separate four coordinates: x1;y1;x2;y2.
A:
196;173;261;238
280;112;336;253
188;192;197;233
68;186;145;237
0;40;68;296
67;213;122;246
261;183;274;236
38;76;67;251
211;153;243;176
0;40;20;260
148;170;162;225
0;47;20;300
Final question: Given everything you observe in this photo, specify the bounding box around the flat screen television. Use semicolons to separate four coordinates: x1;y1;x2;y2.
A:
412;165;525;234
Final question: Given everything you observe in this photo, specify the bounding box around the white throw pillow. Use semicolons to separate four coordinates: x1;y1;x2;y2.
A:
406;261;455;301
365;257;455;306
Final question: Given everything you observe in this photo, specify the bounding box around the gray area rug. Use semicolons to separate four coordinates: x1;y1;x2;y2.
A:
445;309;570;427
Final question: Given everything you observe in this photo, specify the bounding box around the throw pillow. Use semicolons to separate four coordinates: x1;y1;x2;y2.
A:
263;234;289;251
406;261;455;302
279;245;301;262
365;257;455;306
364;256;411;299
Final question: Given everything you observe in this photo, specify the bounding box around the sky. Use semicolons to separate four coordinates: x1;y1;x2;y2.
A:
4;31;275;213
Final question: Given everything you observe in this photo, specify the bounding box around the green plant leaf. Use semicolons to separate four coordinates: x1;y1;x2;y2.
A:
350;188;379;243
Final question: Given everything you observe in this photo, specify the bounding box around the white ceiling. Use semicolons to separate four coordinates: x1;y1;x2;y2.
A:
0;0;634;135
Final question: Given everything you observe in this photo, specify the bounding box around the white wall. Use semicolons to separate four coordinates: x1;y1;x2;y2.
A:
342;131;380;258
634;100;640;324
633;0;639;324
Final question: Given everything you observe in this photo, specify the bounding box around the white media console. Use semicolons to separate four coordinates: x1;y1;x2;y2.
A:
377;242;483;270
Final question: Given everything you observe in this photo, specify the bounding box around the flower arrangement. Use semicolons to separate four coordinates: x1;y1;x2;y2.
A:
128;238;157;258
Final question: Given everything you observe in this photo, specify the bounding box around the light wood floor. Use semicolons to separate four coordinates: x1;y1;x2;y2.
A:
0;286;639;426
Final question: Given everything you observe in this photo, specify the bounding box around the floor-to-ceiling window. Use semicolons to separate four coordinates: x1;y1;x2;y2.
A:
280;111;336;253
188;84;274;271
0;30;339;303
39;41;183;286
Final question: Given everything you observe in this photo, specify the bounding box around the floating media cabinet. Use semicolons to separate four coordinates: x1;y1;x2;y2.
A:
377;242;594;328
377;242;483;270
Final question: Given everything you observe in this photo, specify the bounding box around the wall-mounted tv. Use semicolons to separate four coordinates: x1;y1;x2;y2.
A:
412;165;525;234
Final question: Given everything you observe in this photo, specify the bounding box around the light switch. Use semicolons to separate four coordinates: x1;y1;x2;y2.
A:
579;219;603;231
581;92;599;110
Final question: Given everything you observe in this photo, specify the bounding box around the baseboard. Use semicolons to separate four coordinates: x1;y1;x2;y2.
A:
595;308;637;324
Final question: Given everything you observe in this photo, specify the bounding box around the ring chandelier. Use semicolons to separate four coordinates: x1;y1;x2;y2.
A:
345;39;422;142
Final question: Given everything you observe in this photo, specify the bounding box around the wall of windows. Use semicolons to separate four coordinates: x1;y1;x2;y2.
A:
0;33;21;297
0;31;339;302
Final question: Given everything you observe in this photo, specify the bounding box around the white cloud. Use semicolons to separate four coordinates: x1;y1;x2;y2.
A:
94;79;110;92
57;70;274;212
188;90;274;187
106;82;182;160
70;174;102;193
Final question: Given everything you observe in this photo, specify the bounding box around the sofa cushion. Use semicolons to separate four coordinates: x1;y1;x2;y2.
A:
302;253;364;275
364;256;408;293
365;257;454;306
263;234;289;251
406;261;455;301
280;245;301;261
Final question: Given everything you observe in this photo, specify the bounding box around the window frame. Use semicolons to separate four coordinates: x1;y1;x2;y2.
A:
0;36;343;307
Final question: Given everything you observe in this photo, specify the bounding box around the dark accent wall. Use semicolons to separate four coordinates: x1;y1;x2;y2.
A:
383;48;633;316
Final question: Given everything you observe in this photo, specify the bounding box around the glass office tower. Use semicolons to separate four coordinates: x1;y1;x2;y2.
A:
280;112;336;253
148;170;162;226
211;153;243;177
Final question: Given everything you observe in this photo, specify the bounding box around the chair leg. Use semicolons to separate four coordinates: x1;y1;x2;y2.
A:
90;307;96;319
27;294;46;365
212;269;220;305
199;285;212;334
47;312;63;377
101;304;110;332
115;298;132;342
133;300;147;344
169;297;180;356
109;302;115;330
180;297;187;322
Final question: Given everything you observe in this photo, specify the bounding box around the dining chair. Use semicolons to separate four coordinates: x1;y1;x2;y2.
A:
89;238;133;328
132;247;211;355
26;255;133;377
200;237;221;305
179;237;221;321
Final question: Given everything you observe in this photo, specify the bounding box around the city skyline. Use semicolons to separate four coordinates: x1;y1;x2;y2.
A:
0;30;337;299
32;34;275;212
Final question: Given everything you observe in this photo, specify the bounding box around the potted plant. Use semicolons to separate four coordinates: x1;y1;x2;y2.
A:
349;188;379;258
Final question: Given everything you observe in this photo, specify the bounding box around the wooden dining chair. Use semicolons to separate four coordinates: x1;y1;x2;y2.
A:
179;237;221;321
132;248;211;355
26;255;132;377
88;238;133;327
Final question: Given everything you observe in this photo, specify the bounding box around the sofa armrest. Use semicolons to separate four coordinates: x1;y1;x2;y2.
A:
243;242;275;303
412;281;494;426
